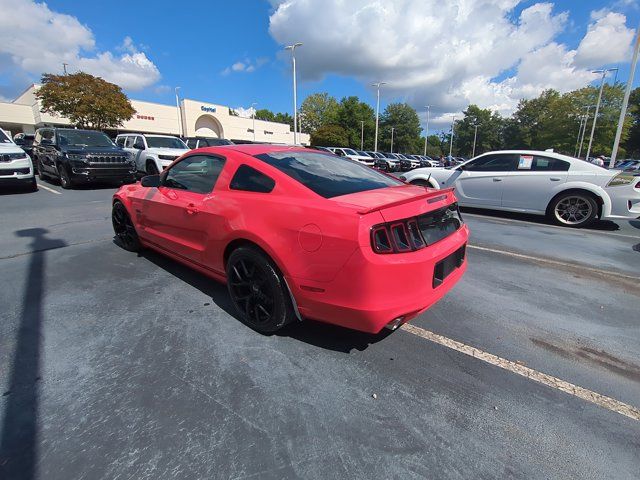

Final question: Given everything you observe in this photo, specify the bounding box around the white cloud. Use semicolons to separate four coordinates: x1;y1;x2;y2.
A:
269;0;635;125
574;11;635;67
0;0;161;94
222;57;269;75
233;106;256;118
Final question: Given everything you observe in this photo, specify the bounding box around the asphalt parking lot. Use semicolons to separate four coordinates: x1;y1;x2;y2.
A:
1;179;639;479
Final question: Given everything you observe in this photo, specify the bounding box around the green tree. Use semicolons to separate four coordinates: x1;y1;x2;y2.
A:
310;124;348;146
379;103;422;153
254;109;275;122
454;105;506;157
274;112;294;129
334;96;376;149
36;72;135;130
623;87;640;158
299;92;339;134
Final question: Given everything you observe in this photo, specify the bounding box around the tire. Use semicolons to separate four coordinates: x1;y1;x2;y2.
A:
37;159;48;180
112;201;141;252
146;160;159;175
548;191;598;228
226;246;295;334
27;176;37;192
57;163;73;189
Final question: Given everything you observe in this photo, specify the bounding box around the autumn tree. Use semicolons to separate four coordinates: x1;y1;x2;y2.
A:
36;72;135;130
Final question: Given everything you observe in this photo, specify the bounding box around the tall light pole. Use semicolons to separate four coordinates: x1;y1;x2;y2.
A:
578;105;593;158
472;123;479;158
390;127;395;153
610;23;640;168
360;121;364;150
251;102;258;141
372;82;386;152
175;87;183;137
448;115;456;158
585;68;617;162
285;42;302;144
423;105;431;156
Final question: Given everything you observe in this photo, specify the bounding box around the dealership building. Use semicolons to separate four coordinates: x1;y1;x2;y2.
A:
0;85;310;145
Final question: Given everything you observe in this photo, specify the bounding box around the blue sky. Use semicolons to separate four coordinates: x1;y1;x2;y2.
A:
2;0;639;126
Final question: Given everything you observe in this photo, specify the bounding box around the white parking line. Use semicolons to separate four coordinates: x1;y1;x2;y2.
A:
468;244;640;282
463;212;640;240
37;182;62;195
401;323;640;422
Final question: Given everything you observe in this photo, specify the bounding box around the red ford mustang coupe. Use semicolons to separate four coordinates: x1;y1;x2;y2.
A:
112;145;468;334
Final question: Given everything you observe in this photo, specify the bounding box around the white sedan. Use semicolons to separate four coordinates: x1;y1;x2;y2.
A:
401;150;640;228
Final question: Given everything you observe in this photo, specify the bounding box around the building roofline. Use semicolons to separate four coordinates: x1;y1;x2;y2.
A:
12;84;38;103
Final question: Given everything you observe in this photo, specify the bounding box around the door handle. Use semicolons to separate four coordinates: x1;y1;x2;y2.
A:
549;177;561;181
186;203;199;215
493;178;502;182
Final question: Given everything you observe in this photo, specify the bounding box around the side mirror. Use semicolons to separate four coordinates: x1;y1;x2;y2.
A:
141;174;160;188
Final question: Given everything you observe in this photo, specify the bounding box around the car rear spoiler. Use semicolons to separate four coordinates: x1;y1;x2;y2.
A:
357;187;455;215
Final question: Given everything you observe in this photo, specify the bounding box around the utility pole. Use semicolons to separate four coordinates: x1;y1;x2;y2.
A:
585;68;617;162
390;127;395;153
472;123;479;158
360;121;364;150
175;87;183;137
610;23;640;168
285;42;302;144
449;115;456;158
62;63;68;75
575;115;585;157
423;105;431;155
372;82;386;152
578;105;593;158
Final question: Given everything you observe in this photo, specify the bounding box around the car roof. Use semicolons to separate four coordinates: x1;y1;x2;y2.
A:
198;143;311;157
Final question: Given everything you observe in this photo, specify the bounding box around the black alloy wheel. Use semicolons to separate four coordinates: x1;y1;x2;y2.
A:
37;159;48;180
226;247;294;334
58;163;73;189
112;202;141;252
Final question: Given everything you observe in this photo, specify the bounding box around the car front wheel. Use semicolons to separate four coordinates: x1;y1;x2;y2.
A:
58;163;73;189
549;192;598;228
112;201;141;252
226;246;295;334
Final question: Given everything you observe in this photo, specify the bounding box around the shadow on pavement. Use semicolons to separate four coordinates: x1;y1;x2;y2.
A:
461;206;622;232
137;246;391;353
0;228;65;480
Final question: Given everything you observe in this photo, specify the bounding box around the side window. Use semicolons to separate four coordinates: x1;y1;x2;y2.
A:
335;149;345;157
186;139;197;149
125;136;135;148
531;156;570;172
115;137;126;147
230;165;275;193
134;136;145;149
465;154;517;172
163;154;225;194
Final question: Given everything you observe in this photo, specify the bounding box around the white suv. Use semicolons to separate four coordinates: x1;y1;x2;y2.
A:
327;147;375;166
116;133;189;175
0;128;36;191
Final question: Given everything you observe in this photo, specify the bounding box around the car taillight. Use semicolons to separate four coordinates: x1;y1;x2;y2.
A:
370;203;463;254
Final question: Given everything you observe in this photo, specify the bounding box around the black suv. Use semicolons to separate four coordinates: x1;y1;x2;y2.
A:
183;137;234;149
33;128;136;189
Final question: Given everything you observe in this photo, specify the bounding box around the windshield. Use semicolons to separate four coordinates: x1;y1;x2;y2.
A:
146;136;188;149
255;150;403;198
0;130;11;143
343;148;358;156
58;130;114;147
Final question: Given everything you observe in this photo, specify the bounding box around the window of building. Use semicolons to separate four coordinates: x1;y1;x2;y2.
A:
230;165;275;193
162;154;225;194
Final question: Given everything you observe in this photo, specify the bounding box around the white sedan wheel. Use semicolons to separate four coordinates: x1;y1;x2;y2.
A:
552;194;596;227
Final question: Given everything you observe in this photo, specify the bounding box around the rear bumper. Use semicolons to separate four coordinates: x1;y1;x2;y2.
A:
603;185;640;219
289;225;469;333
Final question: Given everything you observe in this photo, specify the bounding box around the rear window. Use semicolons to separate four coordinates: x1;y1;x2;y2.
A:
255;151;402;198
